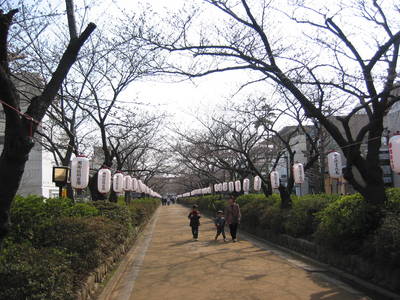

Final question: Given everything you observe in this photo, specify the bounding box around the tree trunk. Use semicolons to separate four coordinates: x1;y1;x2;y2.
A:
261;180;272;197
88;172;107;201
124;191;131;205
279;172;295;209
0;134;33;243
66;183;74;200
109;190;118;203
278;184;292;209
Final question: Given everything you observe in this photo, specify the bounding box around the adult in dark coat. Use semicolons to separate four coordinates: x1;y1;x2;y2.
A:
224;196;241;242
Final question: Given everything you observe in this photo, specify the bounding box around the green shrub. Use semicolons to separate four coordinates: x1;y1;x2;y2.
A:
386;188;400;211
65;203;99;217
236;193;279;208
314;194;377;252
284;194;338;238
34;216;128;285
259;206;286;233
0;242;74;300
372;211;400;267
93;201;133;229
9;196;74;243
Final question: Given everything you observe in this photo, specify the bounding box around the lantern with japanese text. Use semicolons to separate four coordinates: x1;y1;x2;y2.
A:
217;183;222;192
71;156;90;189
293;163;305;184
222;182;228;192
113;173;124;193
327;151;342;178
389;134;400;173
97;168;111;193
235;180;241;192
254;176;262;191
243;178;250;193
270;170;280;189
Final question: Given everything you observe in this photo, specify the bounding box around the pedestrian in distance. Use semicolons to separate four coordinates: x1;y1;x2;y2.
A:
224;195;241;242
214;210;227;241
188;204;201;241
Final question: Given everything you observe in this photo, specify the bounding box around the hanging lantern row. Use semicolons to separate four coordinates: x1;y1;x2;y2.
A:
178;142;400;199
69;156;161;198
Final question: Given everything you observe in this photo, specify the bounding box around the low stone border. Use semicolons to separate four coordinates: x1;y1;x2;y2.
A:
74;220;152;300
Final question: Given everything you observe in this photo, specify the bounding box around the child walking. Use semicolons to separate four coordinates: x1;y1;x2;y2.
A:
188;205;201;241
214;210;227;241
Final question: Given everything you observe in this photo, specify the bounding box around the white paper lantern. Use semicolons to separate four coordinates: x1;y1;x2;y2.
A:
389;134;400;173
123;175;132;191
243;178;250;193
113;173;124;193
97;168;111;193
228;181;234;192
327;151;343;178
71;156;90;189
254;176;262;191
293;163;305;184
217;183;222;192
235;180;241;192
137;180;144;193
222;182;228;192
270;170;280;189
131;178;138;192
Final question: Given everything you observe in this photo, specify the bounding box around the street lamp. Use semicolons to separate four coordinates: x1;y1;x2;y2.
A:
52;166;70;198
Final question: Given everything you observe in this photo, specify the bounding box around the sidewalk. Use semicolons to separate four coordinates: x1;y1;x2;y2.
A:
98;205;370;300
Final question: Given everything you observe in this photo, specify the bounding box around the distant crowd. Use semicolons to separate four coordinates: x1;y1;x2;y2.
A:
161;196;176;206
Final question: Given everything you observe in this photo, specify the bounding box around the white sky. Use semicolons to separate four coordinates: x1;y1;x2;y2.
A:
82;0;278;131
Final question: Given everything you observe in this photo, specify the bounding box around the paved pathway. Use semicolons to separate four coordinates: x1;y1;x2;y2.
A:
98;205;370;300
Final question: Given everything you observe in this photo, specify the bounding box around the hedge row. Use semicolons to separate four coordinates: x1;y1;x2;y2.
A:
179;189;400;267
0;196;160;300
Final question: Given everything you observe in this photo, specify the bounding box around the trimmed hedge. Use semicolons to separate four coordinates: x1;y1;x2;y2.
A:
0;196;160;299
179;189;400;259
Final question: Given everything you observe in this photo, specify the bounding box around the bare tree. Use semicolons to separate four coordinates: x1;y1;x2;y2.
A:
133;0;400;225
107;109;167;201
0;2;95;244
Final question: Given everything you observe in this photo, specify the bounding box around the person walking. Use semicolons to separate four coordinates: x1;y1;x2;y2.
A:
188;205;201;241
214;210;227;241
224;196;241;242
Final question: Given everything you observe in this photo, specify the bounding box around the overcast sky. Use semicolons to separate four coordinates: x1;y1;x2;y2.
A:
80;0;276;131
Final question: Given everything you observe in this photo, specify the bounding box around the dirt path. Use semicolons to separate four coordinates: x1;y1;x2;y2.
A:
98;205;370;300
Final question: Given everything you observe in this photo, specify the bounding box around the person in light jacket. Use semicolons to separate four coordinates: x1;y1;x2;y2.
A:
224;196;241;242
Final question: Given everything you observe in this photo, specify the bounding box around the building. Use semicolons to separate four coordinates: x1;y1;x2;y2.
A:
0;73;58;198
274;125;322;195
